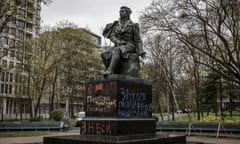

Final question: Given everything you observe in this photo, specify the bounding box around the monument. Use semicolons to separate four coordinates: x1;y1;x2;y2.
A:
44;6;186;144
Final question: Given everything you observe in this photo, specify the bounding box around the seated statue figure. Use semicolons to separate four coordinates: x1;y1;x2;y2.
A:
101;6;146;77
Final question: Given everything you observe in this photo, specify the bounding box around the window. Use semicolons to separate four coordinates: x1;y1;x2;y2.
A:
18;20;25;29
16;63;22;68
23;85;26;95
26;33;32;39
19;85;22;94
9;61;14;68
9;28;15;35
5;72;9;82
1;84;4;93
16;51;23;61
9;16;16;24
17;47;23;53
10;50;15;57
16;0;26;6
5;84;8;94
18;9;25;18
27;12;33;20
15;73;19;83
17;30;24;40
9;39;15;47
3;48;8;56
14;85;18;95
9;85;12;94
2;60;7;66
19;75;22;83
3;27;9;33
16;42;24;51
1;72;5;81
9;73;13;82
3;37;8;45
27;1;34;10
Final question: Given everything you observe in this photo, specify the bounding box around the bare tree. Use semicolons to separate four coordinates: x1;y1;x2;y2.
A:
140;0;240;119
141;0;240;85
142;31;188;120
0;0;14;34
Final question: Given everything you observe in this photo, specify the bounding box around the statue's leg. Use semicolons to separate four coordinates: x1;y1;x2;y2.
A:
103;48;120;75
101;47;114;69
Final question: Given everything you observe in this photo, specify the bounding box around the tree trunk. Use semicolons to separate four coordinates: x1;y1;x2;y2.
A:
169;90;175;121
34;77;46;117
228;79;233;117
70;97;74;118
219;78;223;120
50;68;58;113
191;51;201;120
34;92;42;117
27;71;33;118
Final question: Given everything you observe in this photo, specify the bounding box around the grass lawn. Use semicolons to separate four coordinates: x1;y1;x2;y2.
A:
154;112;240;122
0;131;47;137
174;113;240;122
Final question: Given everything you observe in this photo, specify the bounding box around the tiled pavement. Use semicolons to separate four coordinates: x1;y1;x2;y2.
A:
0;128;239;144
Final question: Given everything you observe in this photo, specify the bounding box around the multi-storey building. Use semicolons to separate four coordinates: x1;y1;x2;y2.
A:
0;0;102;120
0;0;41;120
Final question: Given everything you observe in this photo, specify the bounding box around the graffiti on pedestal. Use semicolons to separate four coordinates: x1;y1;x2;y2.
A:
81;121;111;135
86;82;117;116
118;86;152;118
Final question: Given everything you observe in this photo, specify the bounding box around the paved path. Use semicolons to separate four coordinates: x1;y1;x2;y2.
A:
0;128;239;144
0;129;79;144
188;136;240;144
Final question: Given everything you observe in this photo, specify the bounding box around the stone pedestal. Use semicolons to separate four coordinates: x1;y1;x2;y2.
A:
44;75;186;144
81;75;155;136
85;75;152;118
44;133;186;144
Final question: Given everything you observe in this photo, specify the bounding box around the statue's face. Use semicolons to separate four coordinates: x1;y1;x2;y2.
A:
119;8;129;19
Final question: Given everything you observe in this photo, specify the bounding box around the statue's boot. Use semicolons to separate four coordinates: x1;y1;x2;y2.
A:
102;70;113;76
103;50;120;76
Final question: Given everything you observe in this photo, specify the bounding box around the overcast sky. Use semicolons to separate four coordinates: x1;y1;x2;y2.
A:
41;0;154;37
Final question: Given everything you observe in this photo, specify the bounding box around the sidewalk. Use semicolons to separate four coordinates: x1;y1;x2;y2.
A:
0;129;79;144
0;129;239;144
188;136;240;144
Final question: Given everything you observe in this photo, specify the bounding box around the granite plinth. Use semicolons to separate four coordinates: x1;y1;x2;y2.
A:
86;75;152;118
44;133;186;144
80;117;156;135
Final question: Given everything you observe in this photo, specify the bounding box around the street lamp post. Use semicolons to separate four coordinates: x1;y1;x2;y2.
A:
65;87;72;120
62;86;72;131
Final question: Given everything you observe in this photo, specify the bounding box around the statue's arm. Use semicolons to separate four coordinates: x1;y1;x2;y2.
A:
109;32;122;45
103;21;125;46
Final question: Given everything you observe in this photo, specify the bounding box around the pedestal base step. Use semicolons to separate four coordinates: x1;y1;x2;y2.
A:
80;118;156;135
44;133;186;144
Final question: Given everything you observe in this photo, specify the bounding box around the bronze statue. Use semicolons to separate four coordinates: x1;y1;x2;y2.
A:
101;6;146;77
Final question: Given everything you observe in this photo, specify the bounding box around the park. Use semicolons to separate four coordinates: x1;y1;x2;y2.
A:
1;0;240;144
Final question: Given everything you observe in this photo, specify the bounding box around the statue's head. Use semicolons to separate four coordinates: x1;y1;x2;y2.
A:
120;6;132;19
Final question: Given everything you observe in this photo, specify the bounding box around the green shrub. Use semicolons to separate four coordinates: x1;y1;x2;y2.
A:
50;109;64;121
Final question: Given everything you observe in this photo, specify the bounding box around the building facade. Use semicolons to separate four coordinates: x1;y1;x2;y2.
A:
0;0;41;120
0;0;102;120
